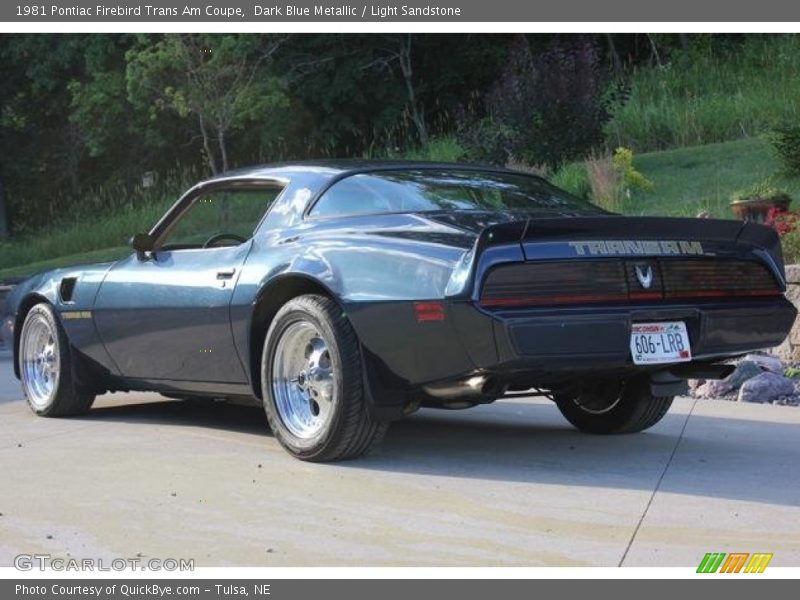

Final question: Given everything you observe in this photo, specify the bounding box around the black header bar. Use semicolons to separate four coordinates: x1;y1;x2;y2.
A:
3;0;800;22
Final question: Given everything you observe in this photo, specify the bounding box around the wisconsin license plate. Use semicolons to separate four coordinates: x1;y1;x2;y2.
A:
630;321;692;365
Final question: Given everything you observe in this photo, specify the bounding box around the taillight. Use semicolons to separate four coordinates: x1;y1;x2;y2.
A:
480;259;780;308
480;261;628;308
661;260;779;299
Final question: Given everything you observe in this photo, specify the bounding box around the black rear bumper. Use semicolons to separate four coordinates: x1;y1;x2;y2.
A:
473;296;797;375
348;295;796;418
352;296;796;386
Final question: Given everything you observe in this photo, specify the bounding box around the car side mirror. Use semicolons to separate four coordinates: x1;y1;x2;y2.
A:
130;233;155;260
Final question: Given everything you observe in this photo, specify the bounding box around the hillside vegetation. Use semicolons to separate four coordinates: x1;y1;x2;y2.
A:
3;34;800;279
607;36;800;151
1;138;795;281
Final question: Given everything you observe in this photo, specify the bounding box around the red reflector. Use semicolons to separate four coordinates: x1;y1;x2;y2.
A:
414;301;445;322
628;291;663;301
666;289;781;299
480;288;782;308
480;293;629;307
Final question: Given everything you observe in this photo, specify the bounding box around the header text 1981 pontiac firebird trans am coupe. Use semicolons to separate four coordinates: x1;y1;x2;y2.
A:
1;162;796;461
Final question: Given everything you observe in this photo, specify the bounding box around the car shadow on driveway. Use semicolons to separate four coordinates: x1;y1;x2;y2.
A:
83;397;270;435
77;396;800;508
365;406;800;509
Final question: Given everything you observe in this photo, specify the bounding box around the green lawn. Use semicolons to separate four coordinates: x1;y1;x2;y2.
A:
622;137;799;218
0;199;171;281
0;246;130;280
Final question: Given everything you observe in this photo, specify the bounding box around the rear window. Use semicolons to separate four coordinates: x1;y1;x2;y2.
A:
309;169;604;218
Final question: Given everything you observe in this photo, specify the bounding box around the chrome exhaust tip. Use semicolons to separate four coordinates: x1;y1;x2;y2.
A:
423;375;505;400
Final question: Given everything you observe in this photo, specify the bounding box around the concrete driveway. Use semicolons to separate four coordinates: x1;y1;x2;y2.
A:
0;347;798;567
0;348;18;405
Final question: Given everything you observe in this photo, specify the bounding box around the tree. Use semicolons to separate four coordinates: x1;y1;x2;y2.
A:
126;34;289;174
0;34;90;228
273;34;409;155
361;34;429;146
459;34;622;167
393;34;428;146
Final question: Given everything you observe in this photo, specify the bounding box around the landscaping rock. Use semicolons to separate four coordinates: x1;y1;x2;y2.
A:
724;361;763;388
785;264;800;285
696;379;735;398
775;266;800;362
737;372;796;404
775;338;794;363
742;353;784;374
786;282;800;309
688;378;705;391
775;395;800;407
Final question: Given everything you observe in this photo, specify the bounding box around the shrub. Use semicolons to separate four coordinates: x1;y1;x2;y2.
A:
551;163;591;198
458;35;621;167
768;124;800;175
785;366;800;378
730;178;788;202
765;206;800;235
582;147;652;212
455;116;517;165
388;136;467;163
612;147;654;192
585;153;622;212
764;206;800;263
779;225;800;264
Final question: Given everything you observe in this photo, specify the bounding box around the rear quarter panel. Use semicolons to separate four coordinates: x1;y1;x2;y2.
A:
230;216;481;386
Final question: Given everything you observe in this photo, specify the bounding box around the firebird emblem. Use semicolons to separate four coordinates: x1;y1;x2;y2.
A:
635;264;654;289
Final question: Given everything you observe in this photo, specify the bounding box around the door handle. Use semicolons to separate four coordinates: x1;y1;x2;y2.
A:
216;268;236;280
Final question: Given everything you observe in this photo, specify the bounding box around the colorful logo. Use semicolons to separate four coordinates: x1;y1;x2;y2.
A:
697;552;773;573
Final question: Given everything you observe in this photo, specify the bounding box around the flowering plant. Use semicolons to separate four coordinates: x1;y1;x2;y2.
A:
765;206;800;236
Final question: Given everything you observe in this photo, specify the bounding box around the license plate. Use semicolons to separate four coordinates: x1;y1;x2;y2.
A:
630;321;692;365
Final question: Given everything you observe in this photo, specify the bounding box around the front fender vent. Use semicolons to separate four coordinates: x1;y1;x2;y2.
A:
59;277;77;303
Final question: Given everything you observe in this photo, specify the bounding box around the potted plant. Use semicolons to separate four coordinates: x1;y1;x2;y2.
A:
730;180;792;222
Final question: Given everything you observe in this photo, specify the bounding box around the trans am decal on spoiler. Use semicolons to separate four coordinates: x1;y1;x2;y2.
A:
567;240;706;256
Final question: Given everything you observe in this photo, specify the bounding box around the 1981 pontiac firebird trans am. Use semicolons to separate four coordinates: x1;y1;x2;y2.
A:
1;162;797;461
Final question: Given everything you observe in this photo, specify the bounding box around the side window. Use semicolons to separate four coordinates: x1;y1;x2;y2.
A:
310;175;404;218
163;186;281;249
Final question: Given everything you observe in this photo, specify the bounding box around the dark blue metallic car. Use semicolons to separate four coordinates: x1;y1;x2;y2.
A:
2;162;796;460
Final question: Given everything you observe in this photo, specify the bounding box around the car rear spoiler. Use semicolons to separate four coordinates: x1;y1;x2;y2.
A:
479;215;770;243
472;215;785;280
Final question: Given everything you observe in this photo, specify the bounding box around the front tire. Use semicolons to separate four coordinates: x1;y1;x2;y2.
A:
19;303;95;417
555;378;673;434
261;294;388;461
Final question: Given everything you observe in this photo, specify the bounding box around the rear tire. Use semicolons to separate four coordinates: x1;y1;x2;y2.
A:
555;378;673;434
18;303;95;417
261;294;388;462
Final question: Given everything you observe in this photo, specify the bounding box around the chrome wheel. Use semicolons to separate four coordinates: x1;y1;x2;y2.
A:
573;381;623;415
574;394;622;415
271;320;336;439
20;313;60;410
